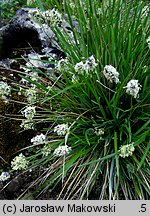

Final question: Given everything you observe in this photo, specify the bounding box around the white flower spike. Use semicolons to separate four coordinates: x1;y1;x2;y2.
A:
21;106;36;120
119;143;135;158
103;65;120;84
53;145;72;157
54;123;69;136
31;133;47;145
0;81;11;97
84;55;97;71
124;80;142;98
11;153;29;170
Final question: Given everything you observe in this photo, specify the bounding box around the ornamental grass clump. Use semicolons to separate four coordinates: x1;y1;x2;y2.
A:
3;0;149;200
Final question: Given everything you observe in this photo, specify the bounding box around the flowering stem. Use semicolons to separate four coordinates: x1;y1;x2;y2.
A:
0;156;9;165
96;80;116;93
62;154;65;188
114;132;120;200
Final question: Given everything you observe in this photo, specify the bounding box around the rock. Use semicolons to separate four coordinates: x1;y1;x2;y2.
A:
0;181;3;190
0;8;79;60
0;8;41;59
0;58;17;69
6;179;20;193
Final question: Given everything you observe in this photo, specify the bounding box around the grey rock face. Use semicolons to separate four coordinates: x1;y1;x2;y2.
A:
0;8;79;60
6;179;21;193
0;8;56;59
0;8;41;59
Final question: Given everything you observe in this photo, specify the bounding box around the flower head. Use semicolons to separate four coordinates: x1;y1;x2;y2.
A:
21;106;36;120
103;65;120;84
25;88;37;104
54;123;69;136
84;55;97;71
11;153;29;170
44;9;62;26
74;61;84;74
31;133;47;145
0;81;11;97
29;9;62;27
119;143;135;158
20;119;35;130
0;172;10;181
124;79;142;98
56;58;69;71
95;128;104;136
42;144;51;156
53;145;72;157
74;55;97;75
